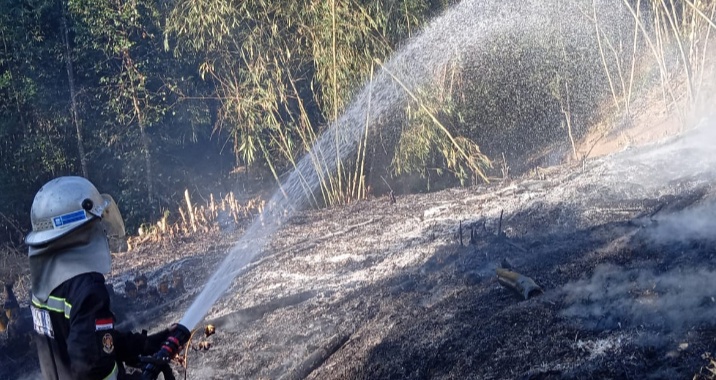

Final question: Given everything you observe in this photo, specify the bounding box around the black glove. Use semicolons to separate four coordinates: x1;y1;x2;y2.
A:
140;324;191;380
115;326;173;368
144;328;172;355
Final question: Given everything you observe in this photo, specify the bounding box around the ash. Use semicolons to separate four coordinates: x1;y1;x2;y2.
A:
3;124;716;379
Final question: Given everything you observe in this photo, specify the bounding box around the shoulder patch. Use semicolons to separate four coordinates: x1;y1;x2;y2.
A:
95;317;114;331
102;333;114;354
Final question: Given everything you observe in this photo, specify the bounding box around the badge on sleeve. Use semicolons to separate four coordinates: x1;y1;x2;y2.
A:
102;333;114;354
31;305;55;338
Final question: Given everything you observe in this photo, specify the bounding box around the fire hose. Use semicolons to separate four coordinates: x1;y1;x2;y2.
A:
139;324;191;380
139;324;216;379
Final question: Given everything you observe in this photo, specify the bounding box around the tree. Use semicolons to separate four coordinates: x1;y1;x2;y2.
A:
68;0;176;219
165;0;442;205
59;0;88;177
0;0;77;242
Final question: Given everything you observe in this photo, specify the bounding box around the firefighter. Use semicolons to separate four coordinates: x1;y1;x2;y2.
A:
25;176;175;380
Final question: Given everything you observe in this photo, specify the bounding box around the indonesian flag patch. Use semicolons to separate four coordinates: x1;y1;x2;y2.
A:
95;317;114;331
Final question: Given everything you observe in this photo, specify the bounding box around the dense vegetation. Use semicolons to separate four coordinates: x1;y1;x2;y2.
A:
1;0;713;245
0;0;450;242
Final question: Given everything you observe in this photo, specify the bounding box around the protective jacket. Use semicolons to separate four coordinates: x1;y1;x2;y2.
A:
26;178;164;380
31;272;150;380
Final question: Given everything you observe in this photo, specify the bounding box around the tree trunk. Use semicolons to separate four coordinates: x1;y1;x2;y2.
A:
131;86;155;212
59;0;89;178
124;50;156;217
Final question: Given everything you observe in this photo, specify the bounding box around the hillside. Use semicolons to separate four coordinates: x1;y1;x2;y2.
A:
4;116;713;379
2;0;716;376
129;119;716;380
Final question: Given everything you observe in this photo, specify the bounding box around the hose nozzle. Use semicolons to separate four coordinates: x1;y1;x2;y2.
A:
140;324;191;380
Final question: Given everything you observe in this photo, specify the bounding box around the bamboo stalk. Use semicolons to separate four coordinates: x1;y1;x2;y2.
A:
562;80;578;161
184;189;197;233
662;0;695;105
271;126;317;207
352;63;374;200
601;31;628;107
626;0;642;115
593;0;621;111
555;8;579;161
178;208;188;232
696;2;716;105
331;0;343;201
285;69;324;207
621;0;680;114
375;58;490;183
684;0;716;30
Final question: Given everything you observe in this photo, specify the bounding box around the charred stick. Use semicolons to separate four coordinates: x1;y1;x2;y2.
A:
459;221;464;246
647;203;665;220
281;333;350;380
3;282;19;310
381;176;396;204
497;210;504;238
470;223;477;245
503;239;527;253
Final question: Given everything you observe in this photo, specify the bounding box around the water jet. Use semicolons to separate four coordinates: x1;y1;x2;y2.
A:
178;0;629;330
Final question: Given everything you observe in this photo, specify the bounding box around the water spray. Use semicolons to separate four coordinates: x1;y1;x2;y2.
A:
175;61;377;332
170;0;637;362
178;220;278;330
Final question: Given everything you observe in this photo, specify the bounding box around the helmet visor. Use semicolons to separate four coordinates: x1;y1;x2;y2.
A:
100;194;125;238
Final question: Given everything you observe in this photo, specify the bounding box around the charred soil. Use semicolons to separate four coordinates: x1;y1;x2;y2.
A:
2;124;716;380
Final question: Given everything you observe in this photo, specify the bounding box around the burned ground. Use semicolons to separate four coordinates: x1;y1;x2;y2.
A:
2;125;716;379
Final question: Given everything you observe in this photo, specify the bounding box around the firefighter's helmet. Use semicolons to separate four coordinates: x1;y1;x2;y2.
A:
26;176;125;247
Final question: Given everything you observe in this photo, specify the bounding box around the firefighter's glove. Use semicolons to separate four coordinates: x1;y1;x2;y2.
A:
142;324;182;355
140;324;191;380
143;328;172;355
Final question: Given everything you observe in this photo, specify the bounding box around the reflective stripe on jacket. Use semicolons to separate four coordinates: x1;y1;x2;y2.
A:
32;272;141;380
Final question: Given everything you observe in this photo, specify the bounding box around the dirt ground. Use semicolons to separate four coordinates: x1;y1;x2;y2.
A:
2;121;716;379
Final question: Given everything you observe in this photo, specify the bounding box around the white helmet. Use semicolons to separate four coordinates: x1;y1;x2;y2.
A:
26;176;125;247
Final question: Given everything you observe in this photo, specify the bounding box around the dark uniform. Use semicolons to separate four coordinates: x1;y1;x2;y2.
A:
25;177;172;380
31;273;166;380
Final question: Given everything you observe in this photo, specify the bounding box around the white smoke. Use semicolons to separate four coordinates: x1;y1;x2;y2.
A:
561;118;716;333
14;372;42;380
648;200;716;244
561;264;716;331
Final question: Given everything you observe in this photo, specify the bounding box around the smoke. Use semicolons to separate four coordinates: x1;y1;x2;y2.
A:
648;200;716;244
561;264;716;332
560;119;716;334
14;372;42;380
598;117;716;190
628;119;716;242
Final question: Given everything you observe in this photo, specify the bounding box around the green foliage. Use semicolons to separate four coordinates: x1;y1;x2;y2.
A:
391;85;491;188
0;0;712;244
0;0;77;235
165;0;441;204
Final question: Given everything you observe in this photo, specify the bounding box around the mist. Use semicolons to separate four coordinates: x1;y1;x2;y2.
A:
560;118;716;335
649;200;716;244
15;372;42;380
561;264;716;332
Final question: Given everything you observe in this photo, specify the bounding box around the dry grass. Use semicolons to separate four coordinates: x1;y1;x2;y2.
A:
0;248;31;308
0;248;26;283
694;354;716;380
129;190;264;249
